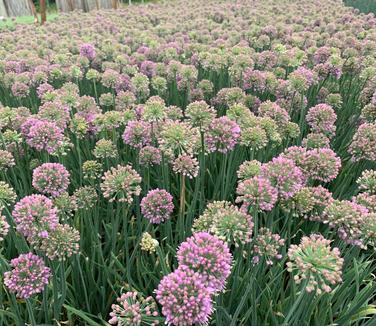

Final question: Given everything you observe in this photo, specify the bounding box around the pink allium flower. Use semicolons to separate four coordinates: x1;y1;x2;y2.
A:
32;163;70;197
4;253;50;299
261;157;305;200
206;116;240;153
252;228;285;265
36;83;54;99
236;176;278;212
303;148;341;182
122;120;152;149
139;146;162;166
11;82;30;98
79;43;96;61
349;122;376;161
306;104;337;138
12;194;59;241
141;189;174;224
258;101;290;127
0;215;10;241
155;267;213;325
172;154;199;178
177;232;232;292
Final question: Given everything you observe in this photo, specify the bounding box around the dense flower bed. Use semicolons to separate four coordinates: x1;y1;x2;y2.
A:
0;0;376;324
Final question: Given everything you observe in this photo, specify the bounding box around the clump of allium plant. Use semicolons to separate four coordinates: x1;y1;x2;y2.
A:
4;252;51;299
141;189;174;224
155;267;213;325
287;234;343;294
177;232;233;292
32;163;70;197
357;170;376;194
101;165;142;204
193;201;253;247
109;291;160;326
140;232;159;254
252;228;285;265
0;214;9;241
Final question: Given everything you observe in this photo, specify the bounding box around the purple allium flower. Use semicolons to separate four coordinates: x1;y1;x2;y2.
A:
11;82;30;98
109;291;160;326
258;101;290;127
37;101;71;129
185;101;216;130
236;176;278;212
252;228;285;265
155;267;213;325
261;157;305;200
36;83;54;99
177;232;232;292
172;154;199;178
122;120;152;149
348;122;376;161
357;170;376;194
79;43;96;61
141;189;174;224
302;133;331;149
306;104;337;138
12;194;58;242
0;214;10;241
288;66;317;93
353;193;376;213
139;146;162;167
4;253;50;299
140;60;157;78
206;116;241;153
287;234;343;294
32;163;70;197
303;148;341;182
0;149;15;169
237;160;262;180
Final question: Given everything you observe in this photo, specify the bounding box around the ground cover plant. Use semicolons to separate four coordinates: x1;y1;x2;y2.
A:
0;0;376;324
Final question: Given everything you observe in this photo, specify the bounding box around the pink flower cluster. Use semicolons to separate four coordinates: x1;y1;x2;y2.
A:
141;189;174;224
32;163;70;197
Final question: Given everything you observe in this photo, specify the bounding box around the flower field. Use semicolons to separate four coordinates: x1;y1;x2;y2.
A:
1;0;376;324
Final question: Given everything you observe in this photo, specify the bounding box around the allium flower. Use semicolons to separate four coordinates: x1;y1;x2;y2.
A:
101;165;141;204
172;155;199;179
142;97;167;123
303;148;341;183
258;101;290;128
53;192;77;220
206;116;241;153
0;215;10;241
140;232;159;254
11;82;30;98
4;253;50;299
79;43;96;61
237;160;261;180
240;126;268;149
82;160;102;181
324;200;368;247
193;201;253;247
360;213;376;248
357;170;376;194
252;228;285;265
93;139;118;159
353;193;376;213
141;189;174;224
32;163;70;197
22;119;64;154
349;123;376;161
109;291;160;326
288;66;316;93
37;101;71;129
185;101;216;129
236;176;278;212
280;146;307;170
123;120;152;149
287;234;343;294
0;150;15;169
39;224;80;261
131;73;150;100
306;104;337;138
73;186;98;210
177;232;232;292
12;194;58;241
361;102;376;123
0;181;17;207
261;157;305;200
139;146;162;167
155;267;213;325
302;133;331;149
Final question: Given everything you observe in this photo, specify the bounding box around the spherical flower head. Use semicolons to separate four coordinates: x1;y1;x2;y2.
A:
37;101;71;129
93;139;118;159
36;83;54;99
53;192;77;220
109;291;160;326
360;102;376;123
288;66;317;93
177;232;233;292
139;146;162;167
353;193;376;213
82;160;102;181
258;101;290;128
185;101;216;130
141;189;174;224
226;103;255;127
32;163;70;197
324;200;368;247
123;120;152;149
240;126;268;150
236;176;278;212
140;232;159;254
39;224;80;261
349;122;376;161
280;146;308;170
237;160;261;180
155;267;213;325
303;148;341;183
0;181;17;208
193;201;253;247
302;133;331;149
142;97;167;123
0;215;10;241
261;157;305;200
12;194;58;242
357;170;376;194
172;155;199;179
252;228;285;265
73;186;98;210
360;213;376;249
0;150;15;169
4;253;50;299
206;116;240;153
101;165;142;204
287;234;343;294
306;104;337;138
11;82;30;98
22;119;64;154
131;73;150;100
79;43;96;61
